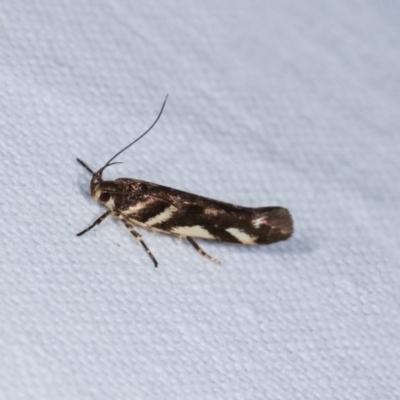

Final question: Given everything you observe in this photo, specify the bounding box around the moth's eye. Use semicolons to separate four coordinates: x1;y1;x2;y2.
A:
99;192;111;203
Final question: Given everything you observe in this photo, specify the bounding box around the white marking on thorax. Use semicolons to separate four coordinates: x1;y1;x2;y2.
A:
145;205;178;226
226;228;257;244
171;225;215;239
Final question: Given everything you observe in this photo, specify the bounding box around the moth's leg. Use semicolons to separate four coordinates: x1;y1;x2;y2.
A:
121;219;158;268
77;211;111;236
186;237;220;264
77;158;95;174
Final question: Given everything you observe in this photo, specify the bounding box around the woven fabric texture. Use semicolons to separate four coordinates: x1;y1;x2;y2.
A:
1;1;399;399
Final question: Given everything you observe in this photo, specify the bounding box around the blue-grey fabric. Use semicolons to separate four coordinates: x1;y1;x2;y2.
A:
1;1;399;399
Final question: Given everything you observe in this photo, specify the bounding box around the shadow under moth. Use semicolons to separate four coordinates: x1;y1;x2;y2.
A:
77;96;293;267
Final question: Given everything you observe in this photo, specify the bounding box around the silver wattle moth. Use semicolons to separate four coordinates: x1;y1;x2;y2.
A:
77;96;293;267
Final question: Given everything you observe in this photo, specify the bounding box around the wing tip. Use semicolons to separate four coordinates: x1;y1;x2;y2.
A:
253;206;294;243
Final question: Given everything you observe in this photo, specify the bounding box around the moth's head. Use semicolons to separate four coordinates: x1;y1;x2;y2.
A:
89;163;119;203
91;177;120;208
77;158;114;203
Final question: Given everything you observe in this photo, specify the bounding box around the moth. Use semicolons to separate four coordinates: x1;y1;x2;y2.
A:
77;96;293;267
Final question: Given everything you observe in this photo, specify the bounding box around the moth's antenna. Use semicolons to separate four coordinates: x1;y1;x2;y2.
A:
97;95;168;174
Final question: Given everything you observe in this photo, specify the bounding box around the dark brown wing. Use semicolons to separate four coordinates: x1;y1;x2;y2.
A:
114;178;293;244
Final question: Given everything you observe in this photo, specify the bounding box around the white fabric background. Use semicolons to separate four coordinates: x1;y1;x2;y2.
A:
1;1;399;399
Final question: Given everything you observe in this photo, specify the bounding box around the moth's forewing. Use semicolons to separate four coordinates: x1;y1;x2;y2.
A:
96;178;293;245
